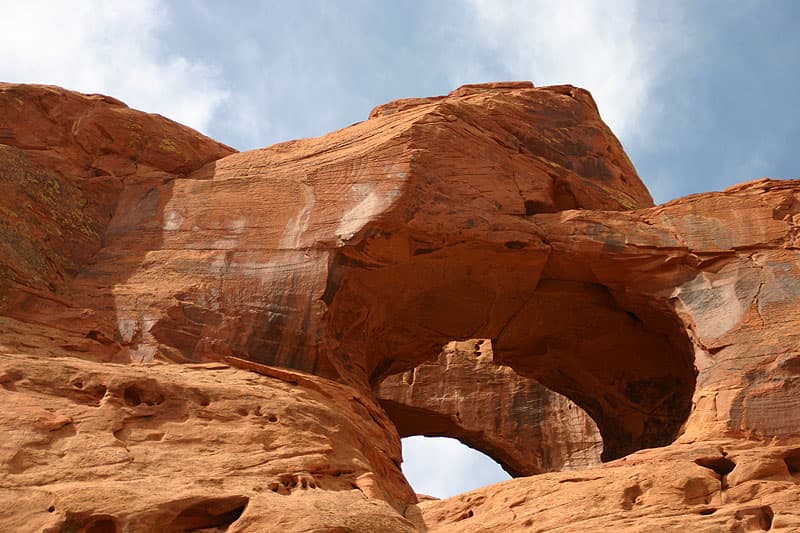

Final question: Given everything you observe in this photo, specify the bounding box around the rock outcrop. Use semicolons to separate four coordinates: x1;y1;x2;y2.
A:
1;80;799;531
377;340;603;476
0;353;414;532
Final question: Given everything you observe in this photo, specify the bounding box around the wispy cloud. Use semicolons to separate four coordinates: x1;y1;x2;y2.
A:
458;0;691;149
0;0;228;134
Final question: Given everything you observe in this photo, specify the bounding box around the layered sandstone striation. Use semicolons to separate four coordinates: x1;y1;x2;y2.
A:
377;340;603;476
1;80;799;531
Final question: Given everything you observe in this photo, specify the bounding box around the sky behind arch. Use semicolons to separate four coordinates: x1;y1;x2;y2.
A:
2;0;798;497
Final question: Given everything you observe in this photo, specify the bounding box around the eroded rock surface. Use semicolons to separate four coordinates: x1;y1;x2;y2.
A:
1;81;799;531
418;440;800;531
0;353;415;532
377;340;603;476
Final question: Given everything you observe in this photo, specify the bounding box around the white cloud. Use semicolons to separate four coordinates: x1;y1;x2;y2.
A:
460;0;690;148
402;436;511;498
0;0;228;134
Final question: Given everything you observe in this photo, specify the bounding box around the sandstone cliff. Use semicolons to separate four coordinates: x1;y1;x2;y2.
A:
1;81;798;531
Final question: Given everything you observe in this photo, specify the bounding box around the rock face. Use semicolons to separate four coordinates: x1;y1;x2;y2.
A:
377;340;603;476
0;354;415;532
1;81;799;531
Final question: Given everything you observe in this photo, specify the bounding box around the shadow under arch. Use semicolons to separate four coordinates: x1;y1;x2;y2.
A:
326;239;697;465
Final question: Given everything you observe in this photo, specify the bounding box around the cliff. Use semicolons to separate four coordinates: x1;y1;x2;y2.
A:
1;81;799;531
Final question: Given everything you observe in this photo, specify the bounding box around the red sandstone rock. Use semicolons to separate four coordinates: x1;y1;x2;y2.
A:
418;440;800;531
1;81;799;531
0;353;415;532
377;340;602;476
0;83;234;362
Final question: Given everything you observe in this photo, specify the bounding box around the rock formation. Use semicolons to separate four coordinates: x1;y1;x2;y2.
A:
1;80;799;531
377;340;603;476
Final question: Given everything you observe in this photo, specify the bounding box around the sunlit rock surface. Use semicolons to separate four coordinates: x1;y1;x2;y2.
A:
1;81;799;531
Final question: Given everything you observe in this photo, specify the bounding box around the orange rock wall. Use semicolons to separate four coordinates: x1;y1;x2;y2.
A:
377;340;603;476
1;81;799;531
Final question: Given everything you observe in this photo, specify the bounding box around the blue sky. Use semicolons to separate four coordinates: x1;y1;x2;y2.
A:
2;1;798;497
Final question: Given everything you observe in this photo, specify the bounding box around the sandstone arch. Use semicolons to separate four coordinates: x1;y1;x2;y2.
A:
325;223;698;462
377;340;603;477
3;82;800;530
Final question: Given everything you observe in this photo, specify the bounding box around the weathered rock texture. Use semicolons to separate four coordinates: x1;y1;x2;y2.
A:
1;80;799;531
0;353;414;532
377;340;603;476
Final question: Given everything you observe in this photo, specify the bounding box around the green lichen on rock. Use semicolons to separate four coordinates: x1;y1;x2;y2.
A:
0;145;99;288
0;145;99;239
159;137;179;154
0;218;53;289
124;117;147;156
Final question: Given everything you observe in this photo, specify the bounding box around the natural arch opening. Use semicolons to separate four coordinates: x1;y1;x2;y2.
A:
327;241;697;464
377;340;603;477
401;436;511;499
490;278;697;461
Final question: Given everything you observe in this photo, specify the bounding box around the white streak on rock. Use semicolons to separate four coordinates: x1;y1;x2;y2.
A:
279;182;315;249
336;183;401;241
163;210;183;231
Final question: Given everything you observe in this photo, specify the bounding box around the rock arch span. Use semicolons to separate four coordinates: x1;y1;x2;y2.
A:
377;340;603;476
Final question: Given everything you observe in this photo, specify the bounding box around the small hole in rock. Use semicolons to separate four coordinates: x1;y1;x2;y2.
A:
761;506;774;530
86;330;112;344
456;509;474;521
784;449;800;474
625;310;642;324
47;505;55;513
167;496;248;531
698;507;716;515
84;516;119;533
123;387;142;406
622;484;643;510
268;415;278;423
695;456;736;476
524;199;550;215
83;384;108;406
122;384;163;407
